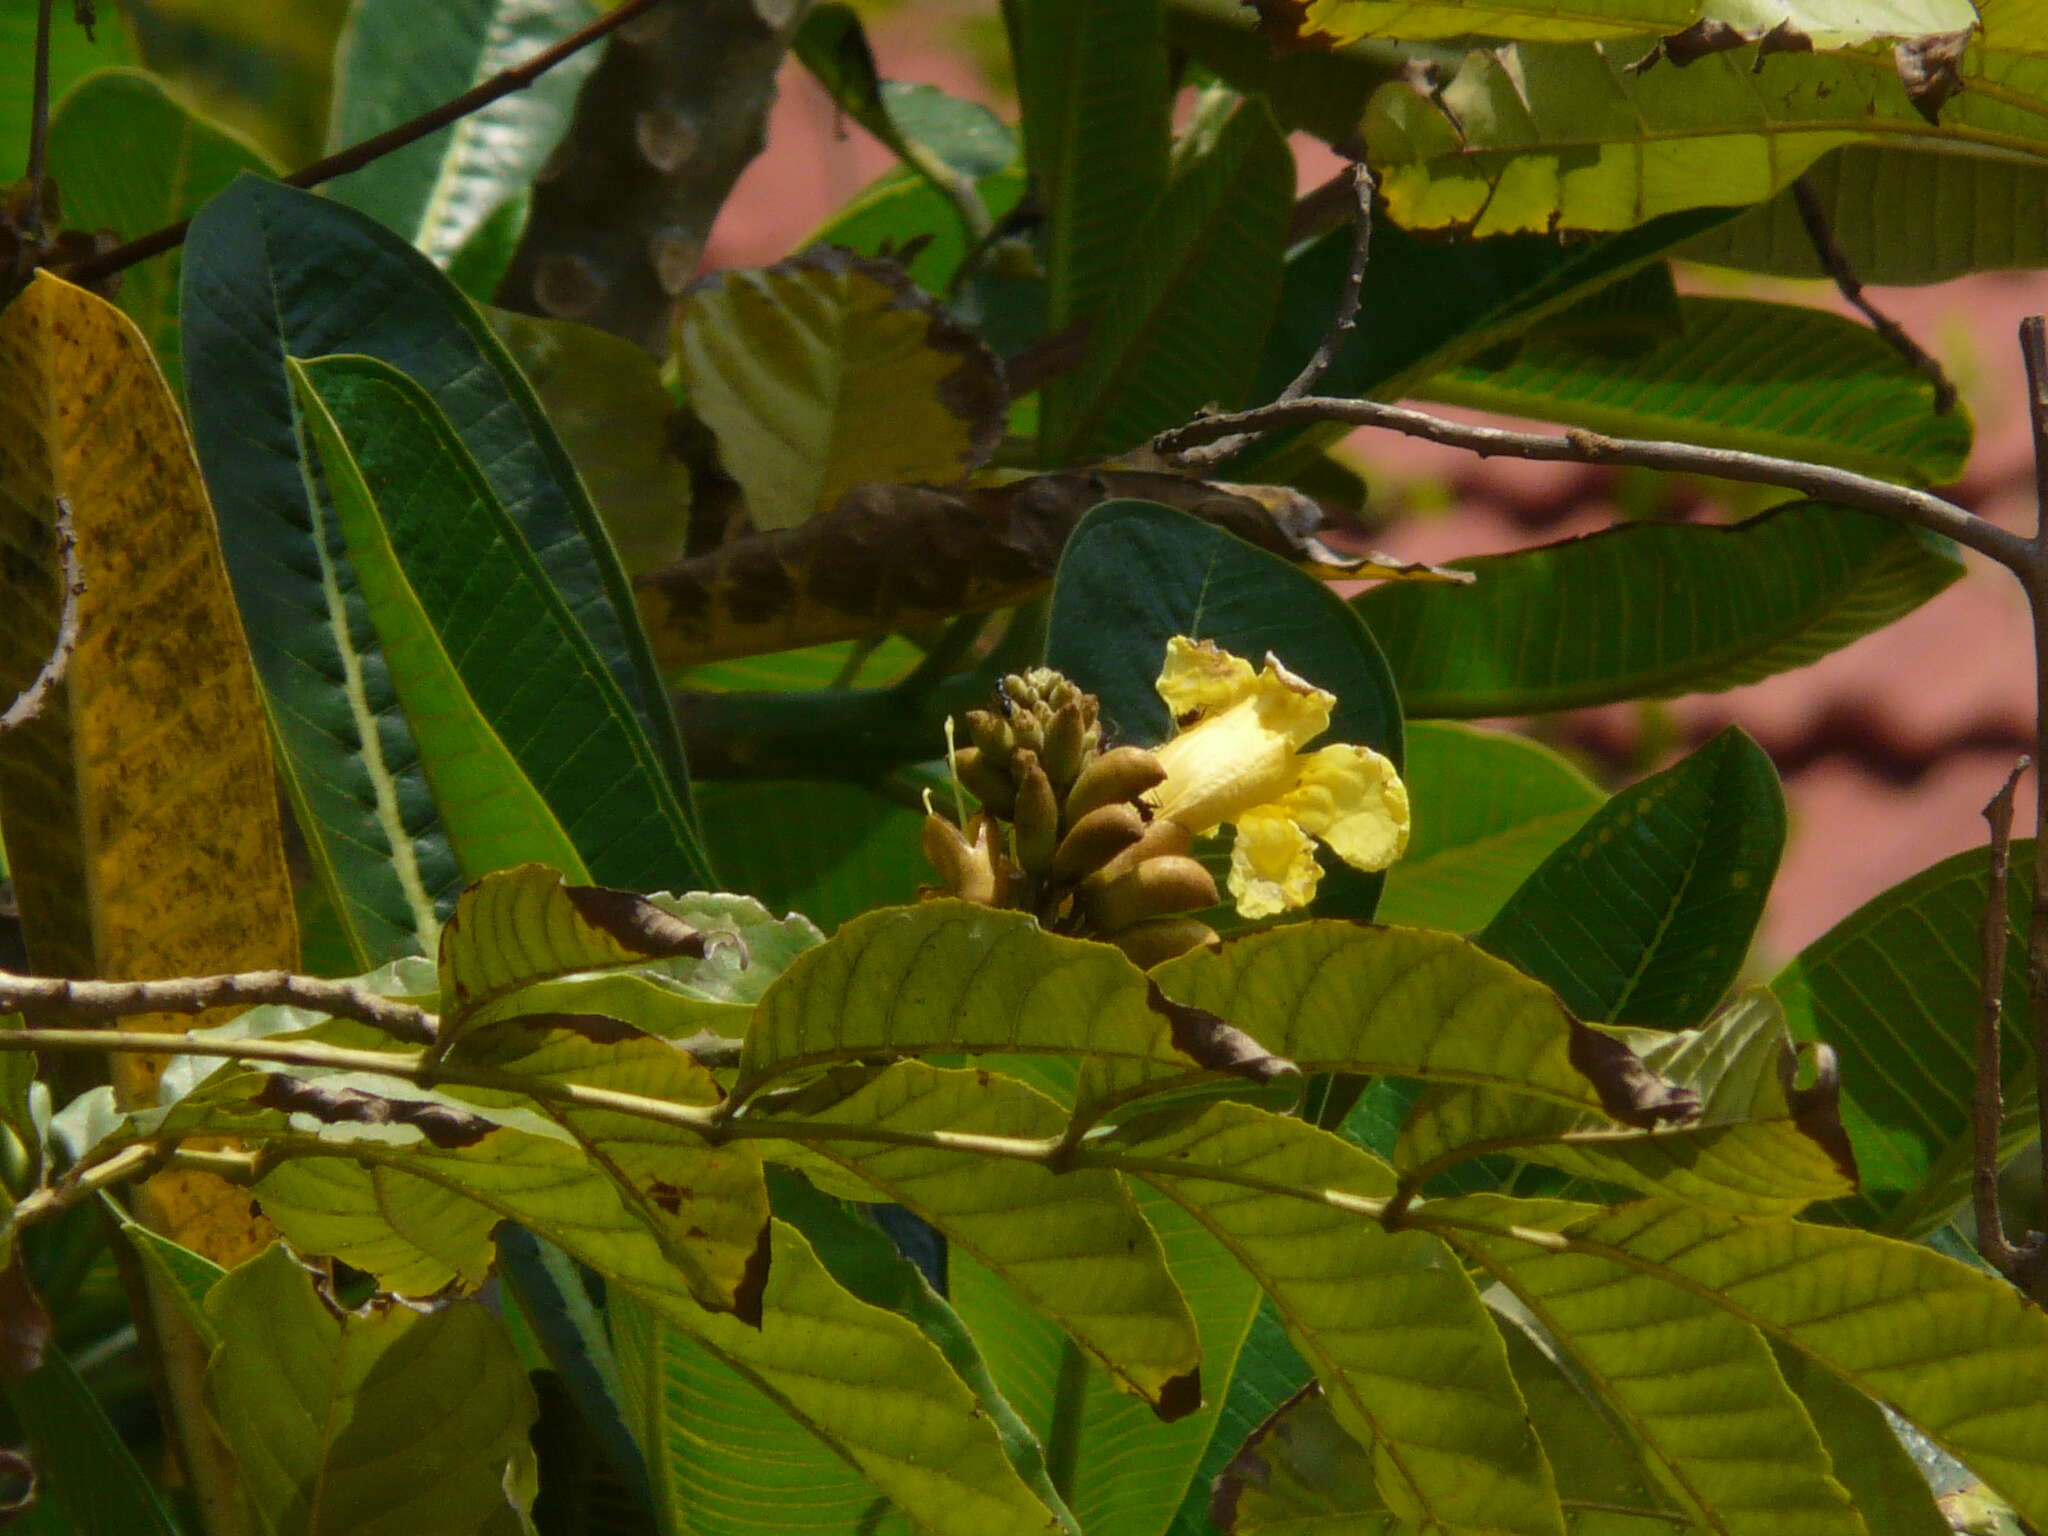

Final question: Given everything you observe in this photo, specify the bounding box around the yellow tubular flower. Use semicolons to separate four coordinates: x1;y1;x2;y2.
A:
1147;636;1410;920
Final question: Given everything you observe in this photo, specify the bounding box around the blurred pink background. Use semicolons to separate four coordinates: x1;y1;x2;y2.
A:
703;16;2039;968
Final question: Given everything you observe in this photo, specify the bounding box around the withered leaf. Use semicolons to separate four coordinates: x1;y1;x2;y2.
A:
1895;27;1973;124
1148;984;1300;1084
1781;1041;1858;1185
1566;1023;1701;1129
254;1074;496;1150
0;1260;51;1380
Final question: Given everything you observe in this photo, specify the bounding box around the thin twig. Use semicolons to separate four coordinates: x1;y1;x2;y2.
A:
0;971;436;1046
1154;396;2020;564
2022;319;2048;1278
1180;163;1376;466
58;0;667;288
1793;178;1958;415
22;0;53;242
0;496;82;737
1973;759;2029;1277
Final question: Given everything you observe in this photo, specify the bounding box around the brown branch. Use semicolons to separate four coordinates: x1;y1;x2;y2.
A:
2022;320;2048;1293
0;496;81;737
1793;177;1958;416
1154;396;2020;565
0;970;436;1046
1973;758;2030;1278
1282;162;1372;405
57;0;668;288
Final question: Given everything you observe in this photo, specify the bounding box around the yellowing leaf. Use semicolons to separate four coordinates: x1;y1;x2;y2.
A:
0;271;295;1267
1258;0;1971;45
676;247;1006;532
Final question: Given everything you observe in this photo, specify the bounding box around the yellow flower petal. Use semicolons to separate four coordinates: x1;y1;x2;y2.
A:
1155;636;1257;721
1281;744;1411;874
1150;697;1300;835
1229;807;1322;919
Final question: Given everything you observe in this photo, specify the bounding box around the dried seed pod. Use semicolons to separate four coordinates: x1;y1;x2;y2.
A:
1111;917;1221;970
952;746;1016;818
1011;750;1061;875
1085;855;1217;935
1085;816;1194;890
1050;802;1147;883
1065;745;1167;826
920;813;998;906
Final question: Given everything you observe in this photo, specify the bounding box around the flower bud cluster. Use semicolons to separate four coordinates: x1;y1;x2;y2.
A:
921;669;1221;967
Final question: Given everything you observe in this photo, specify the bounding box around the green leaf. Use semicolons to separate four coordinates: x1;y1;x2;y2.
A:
1154;922;1697;1141
484;308;694;579
1160;1303;1310;1536
1354;502;1963;718
762;1061;1202;1416
0;6;134;168
953;1183;1264;1536
1209;1383;1395;1533
1012;0;1172;351
3;1345;180;1536
119;1223;227;1346
1430;1196;1866;1536
290;355;701;895
1681;145;2048;284
1405;991;1858;1215
694;779;928;933
1489;1200;2048;1531
204;1245;537;1536
1377;722;1603;934
180;177;701;963
675;248;1007;532
1364;37;2038;239
1772;842;2038;1235
1415;297;1971;486
1480;728;1784;1028
1772;1343;1952;1536
804;165;1029;297
1265;0;1971;44
1114;1103;1564;1535
288;359;588;885
736;900;1246;1116
255;1154;500;1297
323;0;592;264
43;69;274;396
1042;97;1294;461
1047;500;1402;921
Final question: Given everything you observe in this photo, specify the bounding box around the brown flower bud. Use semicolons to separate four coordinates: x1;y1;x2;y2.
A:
1050;803;1147;883
1041;702;1090;795
1111;917;1221;970
1011;750;1061;875
964;709;1013;762
1085;816;1194;890
952;746;1016;818
921;813;998;906
1085;855;1217;935
1065;745;1167;826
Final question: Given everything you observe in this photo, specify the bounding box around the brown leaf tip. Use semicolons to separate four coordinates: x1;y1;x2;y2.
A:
1568;1022;1700;1129
1149;984;1300;1083
1153;1365;1203;1423
564;884;713;961
1783;1041;1859;1186
255;1074;495;1150
732;1219;772;1329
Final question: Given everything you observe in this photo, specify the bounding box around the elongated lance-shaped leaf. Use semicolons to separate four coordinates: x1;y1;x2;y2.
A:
1110;1102;1564;1535
1364;33;2022;239
288;360;589;885
1045;97;1293;461
44;69;276;397
736;901;1293;1116
4;1344;182;1536
955;1183;1265;1536
758;1061;1203;1417
1403;991;1857;1215
1427;1195;1865;1536
436;863;713;1046
1354;503;1963;719
0;271;294;1268
1481;727;1784;1029
1379;723;1603;934
1416;296;1971;486
1152;923;1698;1141
1012;0;1171;383
181;178;704;962
1773;842;2038;1236
292;355;703;897
1771;1343;1951;1536
324;0;592;265
1431;1197;2048;1529
205;1245;538;1536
